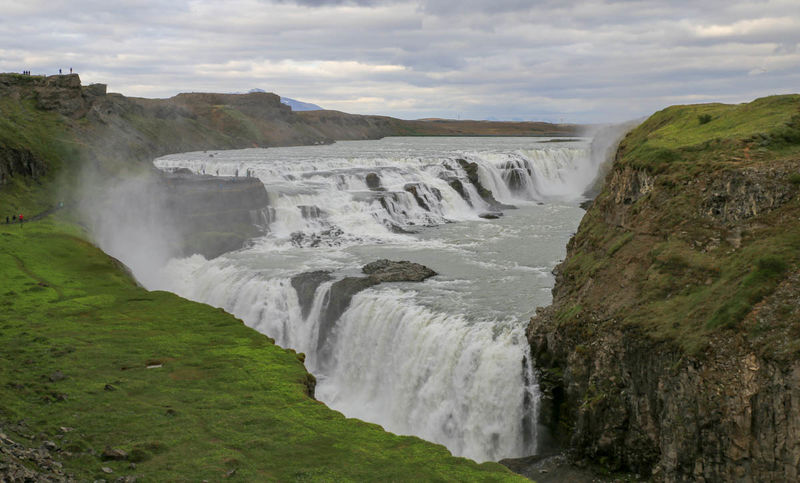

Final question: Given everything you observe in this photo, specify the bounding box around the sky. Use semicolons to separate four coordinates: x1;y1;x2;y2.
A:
1;0;799;123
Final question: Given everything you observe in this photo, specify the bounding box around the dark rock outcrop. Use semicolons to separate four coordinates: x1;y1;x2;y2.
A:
317;276;379;354
161;172;271;258
455;159;516;210
362;259;438;283
403;183;442;211
299;205;324;219
291;270;333;319
313;260;437;357
365;172;382;190
0;426;76;481
0;146;48;185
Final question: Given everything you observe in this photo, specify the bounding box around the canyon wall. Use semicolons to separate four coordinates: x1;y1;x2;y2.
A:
528;95;800;481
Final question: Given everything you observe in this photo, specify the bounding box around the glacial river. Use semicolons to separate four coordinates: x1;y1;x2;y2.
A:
147;137;593;462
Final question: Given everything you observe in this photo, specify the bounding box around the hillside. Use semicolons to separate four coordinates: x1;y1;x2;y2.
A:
528;95;800;481
0;74;528;480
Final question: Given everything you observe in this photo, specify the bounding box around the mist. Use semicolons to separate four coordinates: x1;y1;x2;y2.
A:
77;167;184;289
581;119;642;199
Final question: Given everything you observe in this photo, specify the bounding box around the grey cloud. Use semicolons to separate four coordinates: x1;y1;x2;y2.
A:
0;0;797;123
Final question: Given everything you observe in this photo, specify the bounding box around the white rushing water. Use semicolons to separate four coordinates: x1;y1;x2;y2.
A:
149;137;595;462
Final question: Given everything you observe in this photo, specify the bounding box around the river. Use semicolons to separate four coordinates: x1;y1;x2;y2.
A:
147;136;593;462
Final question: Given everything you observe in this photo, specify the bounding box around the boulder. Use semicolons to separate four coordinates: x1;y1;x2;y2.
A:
365;172;382;190
362;259;437;283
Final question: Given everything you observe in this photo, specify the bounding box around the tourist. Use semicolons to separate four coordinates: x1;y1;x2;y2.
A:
19;214;23;227
59;68;62;75
69;67;73;74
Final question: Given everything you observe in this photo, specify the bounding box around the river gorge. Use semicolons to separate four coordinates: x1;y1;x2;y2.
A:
103;136;604;463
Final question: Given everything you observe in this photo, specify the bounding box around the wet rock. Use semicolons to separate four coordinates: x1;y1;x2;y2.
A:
448;178;469;204
291;271;333;319
404;183;442;212
298;205;324;219
384;221;416;234
499;453;613;482
455;159;516;210
104;384;116;391
290;227;345;248
316;260;437;359
362;259;437;283
365;172;382;190
502;160;532;192
318;276;379;353
478;212;503;219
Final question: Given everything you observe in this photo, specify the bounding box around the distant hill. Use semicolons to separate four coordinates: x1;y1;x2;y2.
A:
246;88;323;111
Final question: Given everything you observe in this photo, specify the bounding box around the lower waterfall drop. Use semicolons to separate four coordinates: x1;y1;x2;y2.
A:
146;137;595;463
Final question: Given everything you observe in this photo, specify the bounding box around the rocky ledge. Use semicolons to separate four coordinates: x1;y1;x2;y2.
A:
291;260;437;362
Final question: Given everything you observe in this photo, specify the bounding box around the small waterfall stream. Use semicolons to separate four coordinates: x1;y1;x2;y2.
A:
145;137;594;462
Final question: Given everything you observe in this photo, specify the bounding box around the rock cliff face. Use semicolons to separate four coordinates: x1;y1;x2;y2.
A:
0;146;47;185
528;95;800;481
161;171;272;258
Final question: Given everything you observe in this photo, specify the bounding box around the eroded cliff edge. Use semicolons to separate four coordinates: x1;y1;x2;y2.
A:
528;95;800;481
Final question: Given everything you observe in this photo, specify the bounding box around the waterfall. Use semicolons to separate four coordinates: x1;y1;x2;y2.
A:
155;143;592;245
147;138;595;463
317;289;536;461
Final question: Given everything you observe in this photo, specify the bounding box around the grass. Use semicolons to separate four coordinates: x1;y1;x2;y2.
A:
615;94;800;173
0;218;521;481
556;94;800;357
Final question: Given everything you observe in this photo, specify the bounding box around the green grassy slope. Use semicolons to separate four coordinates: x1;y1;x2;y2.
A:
0;219;520;481
553;94;800;356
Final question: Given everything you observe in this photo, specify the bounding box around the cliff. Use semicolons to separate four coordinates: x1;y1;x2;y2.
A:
528;95;800;481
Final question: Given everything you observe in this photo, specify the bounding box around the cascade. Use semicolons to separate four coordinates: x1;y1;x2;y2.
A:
145;137;595;462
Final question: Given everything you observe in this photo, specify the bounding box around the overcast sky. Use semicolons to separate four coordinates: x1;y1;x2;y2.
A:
1;0;798;123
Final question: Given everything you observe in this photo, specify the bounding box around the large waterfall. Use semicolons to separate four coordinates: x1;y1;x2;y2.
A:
148;137;594;462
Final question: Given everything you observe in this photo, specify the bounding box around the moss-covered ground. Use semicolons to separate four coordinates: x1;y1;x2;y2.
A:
0;218;520;481
555;94;800;358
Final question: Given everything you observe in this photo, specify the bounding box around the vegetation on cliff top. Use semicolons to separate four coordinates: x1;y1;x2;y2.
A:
555;94;800;357
0;219;519;481
616;94;800;173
